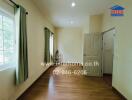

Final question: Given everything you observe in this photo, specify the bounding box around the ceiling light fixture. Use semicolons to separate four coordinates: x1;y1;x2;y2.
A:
71;2;76;7
70;21;74;24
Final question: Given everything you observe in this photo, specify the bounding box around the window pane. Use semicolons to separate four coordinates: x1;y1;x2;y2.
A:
4;50;14;64
0;12;15;67
3;16;14;32
0;30;3;50
3;31;14;50
0;51;3;65
0;15;2;30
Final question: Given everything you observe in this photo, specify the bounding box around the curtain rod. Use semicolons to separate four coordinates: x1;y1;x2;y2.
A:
9;0;28;14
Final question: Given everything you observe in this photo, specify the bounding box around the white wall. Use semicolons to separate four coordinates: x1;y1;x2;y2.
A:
82;16;90;34
89;15;103;33
56;28;83;64
82;15;103;34
0;0;54;100
102;1;132;99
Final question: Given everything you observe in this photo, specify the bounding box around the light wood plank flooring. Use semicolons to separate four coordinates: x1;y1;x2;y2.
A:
18;65;125;100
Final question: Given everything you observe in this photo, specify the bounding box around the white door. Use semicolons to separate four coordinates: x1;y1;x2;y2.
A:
103;29;115;74
83;34;102;76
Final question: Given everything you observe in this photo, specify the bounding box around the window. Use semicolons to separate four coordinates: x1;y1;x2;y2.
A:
44;28;54;63
0;11;15;69
50;33;53;61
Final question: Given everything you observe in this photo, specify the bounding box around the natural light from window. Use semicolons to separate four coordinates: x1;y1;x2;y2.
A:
0;11;15;69
50;33;53;57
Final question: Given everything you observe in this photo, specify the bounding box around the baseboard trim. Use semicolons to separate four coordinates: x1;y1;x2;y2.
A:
112;86;127;100
103;73;112;76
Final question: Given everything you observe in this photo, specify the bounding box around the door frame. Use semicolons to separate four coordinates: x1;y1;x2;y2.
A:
101;27;115;76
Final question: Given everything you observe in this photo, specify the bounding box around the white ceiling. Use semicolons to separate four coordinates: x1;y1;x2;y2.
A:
33;0;112;28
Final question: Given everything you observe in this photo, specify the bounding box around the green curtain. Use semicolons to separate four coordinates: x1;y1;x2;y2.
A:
44;28;50;63
15;6;28;85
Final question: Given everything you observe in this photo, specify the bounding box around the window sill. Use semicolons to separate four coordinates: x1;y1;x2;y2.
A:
0;64;16;71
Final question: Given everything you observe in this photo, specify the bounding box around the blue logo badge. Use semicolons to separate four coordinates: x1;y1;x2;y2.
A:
111;5;125;16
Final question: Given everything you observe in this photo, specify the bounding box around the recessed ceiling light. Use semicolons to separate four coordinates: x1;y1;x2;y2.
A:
70;21;74;24
71;2;76;7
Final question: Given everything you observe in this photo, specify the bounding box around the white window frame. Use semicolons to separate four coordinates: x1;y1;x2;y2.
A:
0;10;16;71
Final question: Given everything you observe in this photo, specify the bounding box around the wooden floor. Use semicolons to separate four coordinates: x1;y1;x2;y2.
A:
18;65;125;100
